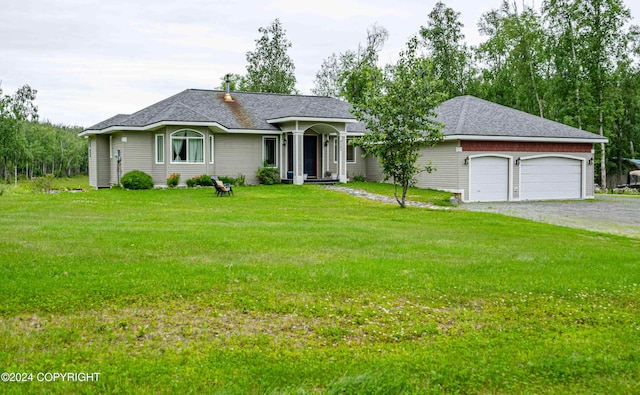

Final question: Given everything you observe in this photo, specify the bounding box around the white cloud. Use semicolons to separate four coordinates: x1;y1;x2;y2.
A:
267;0;412;19
139;22;252;53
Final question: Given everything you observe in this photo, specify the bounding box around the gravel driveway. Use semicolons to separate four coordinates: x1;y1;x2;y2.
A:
462;195;640;239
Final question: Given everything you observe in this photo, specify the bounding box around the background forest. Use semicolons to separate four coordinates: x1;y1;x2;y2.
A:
310;0;640;188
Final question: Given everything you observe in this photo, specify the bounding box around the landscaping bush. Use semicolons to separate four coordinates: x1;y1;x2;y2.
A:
218;176;235;185
352;173;366;182
256;166;280;185
216;174;246;186
121;170;154;190
186;177;198;188
167;173;180;188
197;174;214;187
234;173;246;186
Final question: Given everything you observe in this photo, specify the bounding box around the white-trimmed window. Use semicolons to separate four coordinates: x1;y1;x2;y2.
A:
334;137;356;163
209;135;215;164
263;136;278;167
155;134;164;164
171;130;204;163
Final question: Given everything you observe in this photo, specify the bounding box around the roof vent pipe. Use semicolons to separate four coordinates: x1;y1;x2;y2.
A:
224;74;233;101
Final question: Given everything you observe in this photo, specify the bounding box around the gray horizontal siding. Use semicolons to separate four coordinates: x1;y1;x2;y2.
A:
95;135;110;188
415;141;462;191
214;134;264;184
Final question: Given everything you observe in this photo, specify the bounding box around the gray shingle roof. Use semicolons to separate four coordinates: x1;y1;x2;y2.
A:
83;91;605;142
84;89;365;133
436;95;606;141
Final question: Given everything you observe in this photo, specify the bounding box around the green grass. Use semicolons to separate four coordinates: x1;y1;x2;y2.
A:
1;184;639;394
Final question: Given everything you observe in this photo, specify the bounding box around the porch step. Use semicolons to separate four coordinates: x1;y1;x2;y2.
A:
280;179;339;185
305;179;339;185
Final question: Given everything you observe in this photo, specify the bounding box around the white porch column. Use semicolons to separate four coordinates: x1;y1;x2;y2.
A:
280;133;287;180
338;131;348;183
292;128;304;185
323;134;330;178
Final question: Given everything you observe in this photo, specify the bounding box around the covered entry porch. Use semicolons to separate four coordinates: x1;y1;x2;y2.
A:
272;119;356;185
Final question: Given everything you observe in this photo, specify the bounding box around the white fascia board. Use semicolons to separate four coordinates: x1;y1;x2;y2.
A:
444;135;609;144
267;116;357;124
78;121;273;136
326;132;366;137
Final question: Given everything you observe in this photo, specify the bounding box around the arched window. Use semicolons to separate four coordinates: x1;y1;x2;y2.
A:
171;130;204;163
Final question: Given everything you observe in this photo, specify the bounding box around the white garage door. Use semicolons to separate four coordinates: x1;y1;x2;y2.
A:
469;156;509;202
520;157;582;200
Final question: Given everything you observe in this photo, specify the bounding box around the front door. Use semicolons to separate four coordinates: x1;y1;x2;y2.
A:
303;135;318;178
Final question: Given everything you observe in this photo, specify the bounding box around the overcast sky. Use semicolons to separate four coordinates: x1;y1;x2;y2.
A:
1;0;638;127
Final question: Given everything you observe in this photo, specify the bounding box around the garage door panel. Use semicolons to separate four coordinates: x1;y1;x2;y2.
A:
470;156;509;202
521;157;582;200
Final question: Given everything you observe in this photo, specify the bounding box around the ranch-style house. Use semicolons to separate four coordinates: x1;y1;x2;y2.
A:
81;89;607;202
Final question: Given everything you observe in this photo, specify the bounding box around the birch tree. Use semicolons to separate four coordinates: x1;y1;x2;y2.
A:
0;84;38;183
419;2;473;98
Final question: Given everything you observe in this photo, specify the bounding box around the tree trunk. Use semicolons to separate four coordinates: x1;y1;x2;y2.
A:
567;17;582;129
2;156;7;184
600;107;607;189
393;179;407;208
529;60;544;118
401;181;408;208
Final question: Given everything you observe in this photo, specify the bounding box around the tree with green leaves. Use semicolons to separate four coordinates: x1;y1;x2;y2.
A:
311;53;343;97
476;1;548;117
580;0;634;188
352;37;445;208
218;73;246;92
542;0;636;187
244;18;297;94
419;2;473;99
543;0;587;128
20;121;86;179
0;83;38;183
339;24;388;105
312;24;388;102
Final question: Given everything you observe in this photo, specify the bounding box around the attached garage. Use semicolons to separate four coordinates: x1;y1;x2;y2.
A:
370;96;607;202
520;156;583;200
469;156;510;202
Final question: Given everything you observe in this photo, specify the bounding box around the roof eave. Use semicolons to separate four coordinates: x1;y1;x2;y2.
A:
267;116;357;125
79;120;279;136
444;135;609;144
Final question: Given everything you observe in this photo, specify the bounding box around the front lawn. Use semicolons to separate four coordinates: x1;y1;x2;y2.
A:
0;185;638;394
